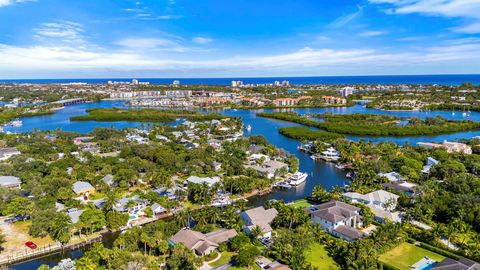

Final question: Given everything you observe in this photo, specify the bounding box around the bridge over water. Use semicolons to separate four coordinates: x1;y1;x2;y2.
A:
51;98;88;106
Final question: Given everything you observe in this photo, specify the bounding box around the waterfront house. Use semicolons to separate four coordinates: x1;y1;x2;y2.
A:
244;160;289;179
66;208;84;224
0;176;21;189
0;147;21;161
185;176;220;187
306;200;365;242
170;228;237;256
72;181;95;196
322;96;347;105
114;195;147;213
240;206;278;238
151;203;167;215
418;141;472;155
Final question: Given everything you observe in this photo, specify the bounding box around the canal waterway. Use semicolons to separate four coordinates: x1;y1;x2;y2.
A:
9;100;480;269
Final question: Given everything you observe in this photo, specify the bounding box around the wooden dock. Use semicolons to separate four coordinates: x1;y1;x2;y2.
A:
0;235;102;267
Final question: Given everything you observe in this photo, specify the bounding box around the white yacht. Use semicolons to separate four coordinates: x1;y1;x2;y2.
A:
245;124;252;132
10;120;23;127
319;147;340;162
288;172;308;186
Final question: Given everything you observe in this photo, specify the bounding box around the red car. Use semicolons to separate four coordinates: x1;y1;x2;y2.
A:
25;241;37;249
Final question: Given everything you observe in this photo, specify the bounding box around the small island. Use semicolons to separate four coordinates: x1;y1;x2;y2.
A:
258;112;480;137
70;108;228;122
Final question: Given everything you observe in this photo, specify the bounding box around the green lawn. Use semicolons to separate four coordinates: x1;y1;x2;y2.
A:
209;251;236;268
305;243;340;270
290;199;313;208
379;243;445;270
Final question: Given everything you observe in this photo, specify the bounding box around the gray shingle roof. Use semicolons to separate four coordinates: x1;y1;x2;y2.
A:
334;225;365;240
307;200;360;223
241;206;278;234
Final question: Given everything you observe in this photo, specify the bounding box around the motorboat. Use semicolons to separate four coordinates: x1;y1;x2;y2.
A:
245;124;252;132
319;147;340;162
273;181;292;189
9;120;22;127
288;172;308;186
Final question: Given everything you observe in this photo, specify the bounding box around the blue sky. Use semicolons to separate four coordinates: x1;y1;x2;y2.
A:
0;0;479;78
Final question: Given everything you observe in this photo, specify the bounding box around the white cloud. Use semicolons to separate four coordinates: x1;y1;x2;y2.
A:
34;21;85;44
452;22;480;34
1;38;480;77
192;37;213;44
370;0;480;33
328;5;364;28
115;37;189;52
358;30;388;37
0;0;36;7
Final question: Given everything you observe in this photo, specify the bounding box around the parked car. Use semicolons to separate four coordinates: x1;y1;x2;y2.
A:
25;241;37;249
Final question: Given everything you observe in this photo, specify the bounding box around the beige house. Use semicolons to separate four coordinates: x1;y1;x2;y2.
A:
240;206;278;238
169;228;237;256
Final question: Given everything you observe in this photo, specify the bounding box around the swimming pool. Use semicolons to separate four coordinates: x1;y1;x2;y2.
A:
412;258;437;270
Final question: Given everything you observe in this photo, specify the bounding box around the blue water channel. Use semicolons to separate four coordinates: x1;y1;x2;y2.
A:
9;100;480;269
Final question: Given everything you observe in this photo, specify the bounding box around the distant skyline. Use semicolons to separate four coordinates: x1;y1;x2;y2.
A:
1;0;480;78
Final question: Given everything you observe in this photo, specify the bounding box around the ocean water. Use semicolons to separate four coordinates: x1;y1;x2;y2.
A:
1;74;479;86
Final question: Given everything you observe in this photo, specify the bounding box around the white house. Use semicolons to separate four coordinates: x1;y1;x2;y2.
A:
342;190;401;223
306;200;365;241
185;176;220;186
114;195;147;213
342;190;399;211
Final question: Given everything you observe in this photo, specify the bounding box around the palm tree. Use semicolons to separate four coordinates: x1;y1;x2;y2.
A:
75;257;96;270
140;232;149;255
174;209;190;228
250;225;263;238
208;207;221;224
311;185;330;203
104;189;118;213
